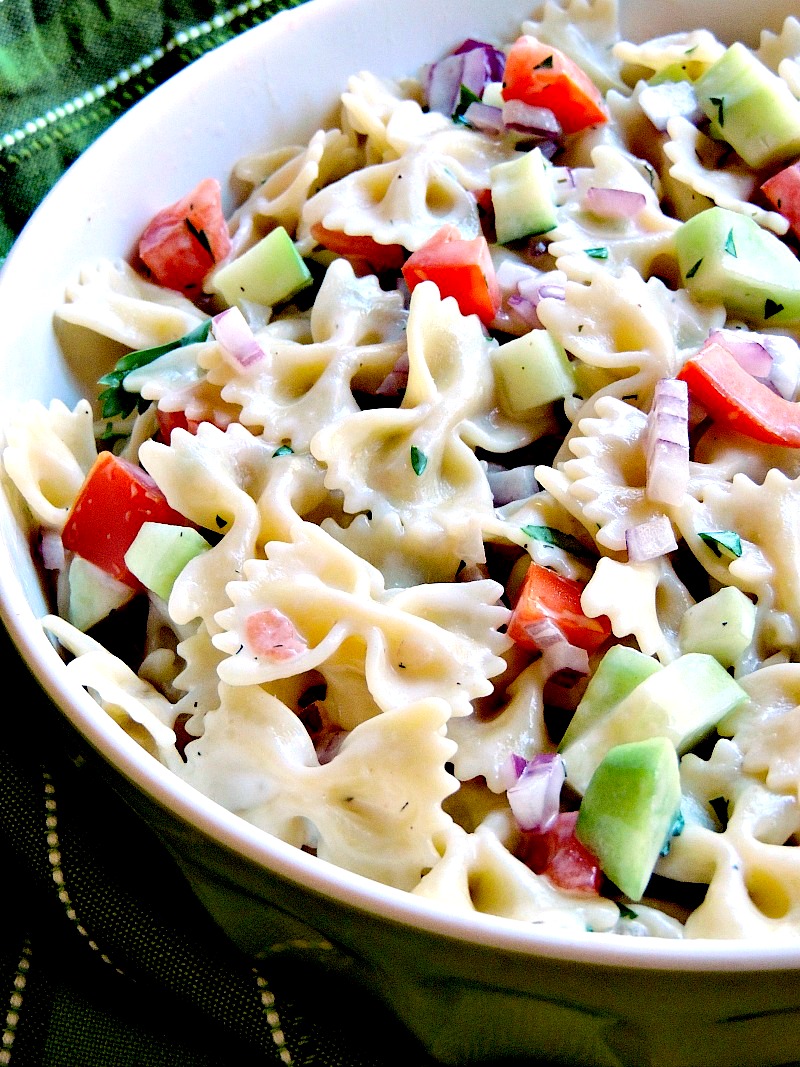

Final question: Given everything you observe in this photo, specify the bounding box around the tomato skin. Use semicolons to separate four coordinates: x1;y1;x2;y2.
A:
761;162;800;241
138;177;231;294
502;36;607;135
401;224;501;324
508;560;611;653
310;222;406;272
61;452;192;588
678;341;800;447
518;811;603;894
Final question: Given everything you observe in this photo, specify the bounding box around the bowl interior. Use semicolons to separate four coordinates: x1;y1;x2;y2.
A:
1;0;798;972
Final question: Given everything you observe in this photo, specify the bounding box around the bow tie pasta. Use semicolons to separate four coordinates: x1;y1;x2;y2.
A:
10;0;800;940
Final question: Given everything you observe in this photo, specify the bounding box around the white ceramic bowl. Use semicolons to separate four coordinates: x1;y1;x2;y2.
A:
2;1;800;1063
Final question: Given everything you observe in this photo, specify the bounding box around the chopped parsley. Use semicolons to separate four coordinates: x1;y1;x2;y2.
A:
616;901;638;920
272;444;294;457
585;246;609;259
685;258;703;279
410;445;428;476
709;95;725;126
184;217;213;258
724;229;737;257
698;530;742;559
97;319;212;419
534;54;554;69
521;524;595;559
765;298;785;319
454;84;480;123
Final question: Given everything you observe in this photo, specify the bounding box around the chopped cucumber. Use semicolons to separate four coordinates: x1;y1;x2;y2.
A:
576;736;682;901
213;226;312;308
560;651;747;795
694;42;800;169
675;206;800;326
559;645;662;754
490;147;557;244
68;555;134;632
678;586;756;667
481;81;505;108
124;522;211;601
492;329;575;416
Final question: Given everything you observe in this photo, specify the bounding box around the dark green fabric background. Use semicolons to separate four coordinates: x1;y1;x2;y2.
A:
0;2;439;1063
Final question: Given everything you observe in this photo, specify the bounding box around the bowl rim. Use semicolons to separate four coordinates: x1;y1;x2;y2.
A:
2;0;800;973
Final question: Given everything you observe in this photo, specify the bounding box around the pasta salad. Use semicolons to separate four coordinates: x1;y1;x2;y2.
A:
7;0;800;940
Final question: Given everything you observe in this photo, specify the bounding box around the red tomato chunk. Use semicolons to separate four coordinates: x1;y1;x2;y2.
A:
508;560;612;653
517;811;603;894
138;177;231;294
61;451;192;588
402;224;501;325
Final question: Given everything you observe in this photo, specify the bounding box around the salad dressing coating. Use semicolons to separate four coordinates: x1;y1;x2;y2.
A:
7;0;800;940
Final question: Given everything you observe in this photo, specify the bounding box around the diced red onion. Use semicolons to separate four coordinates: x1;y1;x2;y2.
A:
452;39;506;82
517;271;566;305
486;463;539;506
523;616;590;684
638;81;704;132
425;42;504;118
507;292;542;328
708;329;772;379
212;306;265;368
507;753;566;832
502;99;561;137
584;186;647;220
646;378;690;507
376;352;409;396
463;101;504;134
41;530;66;571
625;514;679;562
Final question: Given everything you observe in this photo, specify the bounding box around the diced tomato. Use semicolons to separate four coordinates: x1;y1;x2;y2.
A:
401;224;501;324
138;177;231;294
761;161;800;242
517;811;603;894
61;451;192;588
245;608;307;660
507;560;611;653
310;222;407;273
502;36;608;135
156;409;201;443
678;340;800;447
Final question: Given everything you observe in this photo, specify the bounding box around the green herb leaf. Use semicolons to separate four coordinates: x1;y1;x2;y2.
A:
709;95;725;126
520;525;595;559
534;54;554;69
410;445;428;476
724;229;737;257
454;83;480;123
765;298;785;319
97;319;211;419
698;530;742;559
272;444;294;457
616;901;638;920
185;217;213;258
584;246;608;259
685;258;703;279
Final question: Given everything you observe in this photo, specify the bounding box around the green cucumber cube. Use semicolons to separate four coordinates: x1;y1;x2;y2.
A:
561;652;747;794
490;147;557;244
576;736;682;901
214;226;312;308
68;555;135;632
675;206;800;326
559;645;662;753
678;586;756;667
493;329;575;415
124;522;211;601
695;43;800;169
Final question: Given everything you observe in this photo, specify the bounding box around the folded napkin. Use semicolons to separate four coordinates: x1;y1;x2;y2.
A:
0;3;438;1063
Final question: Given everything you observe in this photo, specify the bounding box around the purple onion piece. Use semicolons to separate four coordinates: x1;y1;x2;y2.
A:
507;753;566;832
452;39;506;82
625;514;679;563
585;185;647;219
486;463;539;506
426;53;466;117
463;101;504;134
502;98;561;137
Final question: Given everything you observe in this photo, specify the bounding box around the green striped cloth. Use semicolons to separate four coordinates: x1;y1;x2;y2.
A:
0;4;436;1063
